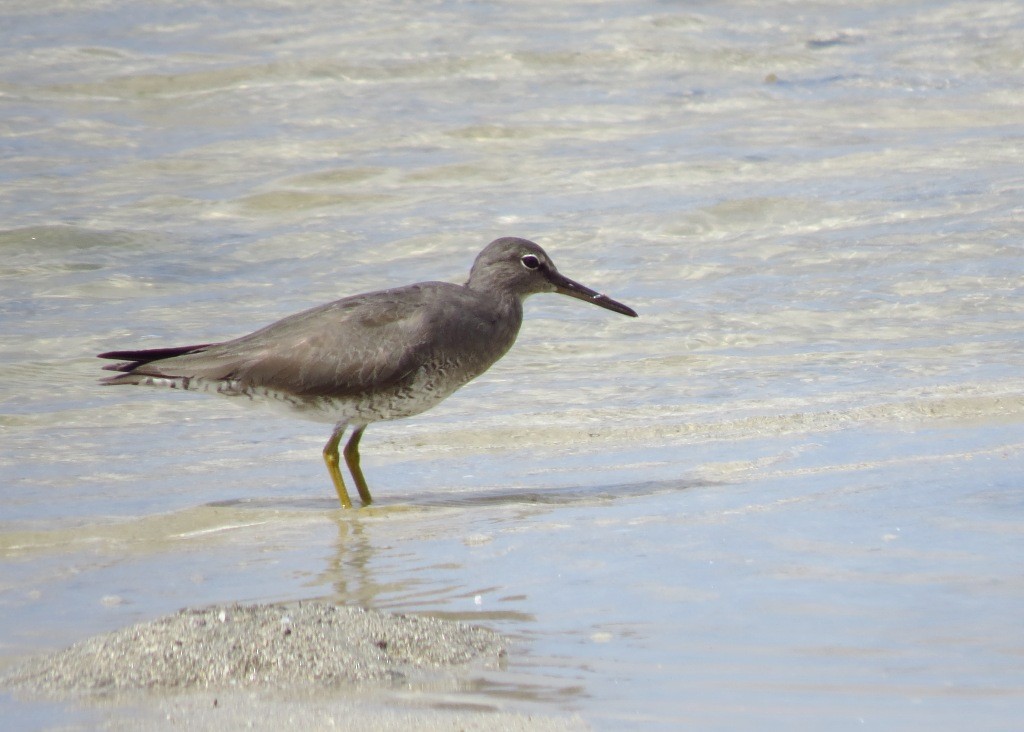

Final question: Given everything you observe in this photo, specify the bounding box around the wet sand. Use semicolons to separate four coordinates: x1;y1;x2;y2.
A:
106;693;588;731
4;601;584;730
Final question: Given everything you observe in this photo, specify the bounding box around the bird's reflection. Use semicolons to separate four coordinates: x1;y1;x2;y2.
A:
310;509;536;623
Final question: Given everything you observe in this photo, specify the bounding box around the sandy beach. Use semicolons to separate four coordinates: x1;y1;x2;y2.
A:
4;601;584;730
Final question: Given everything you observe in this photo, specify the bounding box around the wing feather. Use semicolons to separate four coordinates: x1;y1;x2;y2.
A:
99;283;486;398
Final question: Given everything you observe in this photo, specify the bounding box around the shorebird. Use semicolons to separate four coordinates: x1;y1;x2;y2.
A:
99;237;637;507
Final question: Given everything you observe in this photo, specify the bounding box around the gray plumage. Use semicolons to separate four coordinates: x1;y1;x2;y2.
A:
99;237;637;507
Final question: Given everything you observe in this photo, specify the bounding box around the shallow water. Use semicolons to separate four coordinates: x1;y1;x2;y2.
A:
2;0;1023;728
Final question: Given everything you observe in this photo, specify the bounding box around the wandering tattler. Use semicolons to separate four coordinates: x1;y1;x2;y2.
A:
99;237;637;508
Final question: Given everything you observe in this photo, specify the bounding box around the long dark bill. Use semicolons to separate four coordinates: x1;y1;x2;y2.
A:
547;270;638;318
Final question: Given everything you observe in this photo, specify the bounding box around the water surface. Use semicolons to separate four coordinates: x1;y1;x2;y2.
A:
2;1;1023;728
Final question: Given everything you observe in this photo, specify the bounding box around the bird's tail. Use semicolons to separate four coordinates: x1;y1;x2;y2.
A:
97;344;214;384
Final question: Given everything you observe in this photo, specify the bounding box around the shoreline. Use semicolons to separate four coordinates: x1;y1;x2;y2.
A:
5;600;586;730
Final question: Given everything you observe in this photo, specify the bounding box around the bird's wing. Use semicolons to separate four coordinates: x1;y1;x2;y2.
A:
110;284;462;398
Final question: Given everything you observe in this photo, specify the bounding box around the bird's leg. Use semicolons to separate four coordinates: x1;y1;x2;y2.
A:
343;425;373;506
323;424;353;509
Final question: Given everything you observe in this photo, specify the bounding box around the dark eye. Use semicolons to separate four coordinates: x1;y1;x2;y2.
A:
520;254;540;270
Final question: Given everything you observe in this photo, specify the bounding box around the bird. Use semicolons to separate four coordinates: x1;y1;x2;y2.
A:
99;237;638;508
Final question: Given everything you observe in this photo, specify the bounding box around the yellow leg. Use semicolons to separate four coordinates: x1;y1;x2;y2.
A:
343;425;373;505
323;425;353;509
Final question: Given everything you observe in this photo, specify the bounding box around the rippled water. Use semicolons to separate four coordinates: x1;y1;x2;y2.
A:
3;1;1023;728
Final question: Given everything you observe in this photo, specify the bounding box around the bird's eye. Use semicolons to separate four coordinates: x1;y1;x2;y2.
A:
520;254;540;270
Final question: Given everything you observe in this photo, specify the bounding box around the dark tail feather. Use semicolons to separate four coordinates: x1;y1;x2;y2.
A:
98;344;215;373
